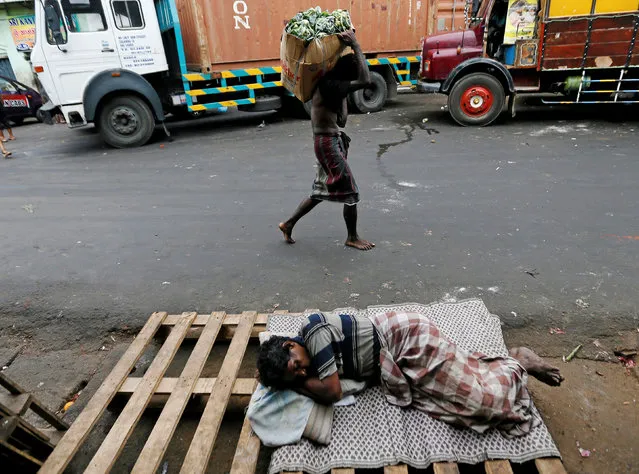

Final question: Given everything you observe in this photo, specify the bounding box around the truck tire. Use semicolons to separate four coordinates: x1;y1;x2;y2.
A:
448;73;505;126
350;71;388;113
98;95;155;148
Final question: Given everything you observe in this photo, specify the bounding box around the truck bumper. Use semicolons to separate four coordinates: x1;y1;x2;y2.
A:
38;101;60;125
417;80;442;94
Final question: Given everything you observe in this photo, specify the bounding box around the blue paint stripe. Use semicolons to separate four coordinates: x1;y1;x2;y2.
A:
188;99;255;111
194;82;282;95
184;58;422;82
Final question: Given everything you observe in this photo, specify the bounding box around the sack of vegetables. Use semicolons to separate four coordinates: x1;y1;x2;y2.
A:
280;7;353;102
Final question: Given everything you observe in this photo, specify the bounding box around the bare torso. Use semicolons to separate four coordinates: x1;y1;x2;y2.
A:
311;85;348;135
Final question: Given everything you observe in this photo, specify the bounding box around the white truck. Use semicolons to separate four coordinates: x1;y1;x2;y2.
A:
31;0;425;147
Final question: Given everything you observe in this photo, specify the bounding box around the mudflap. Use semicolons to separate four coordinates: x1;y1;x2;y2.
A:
38;101;61;125
508;94;516;118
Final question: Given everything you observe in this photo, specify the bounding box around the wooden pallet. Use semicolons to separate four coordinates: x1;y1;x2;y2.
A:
0;372;69;470
39;311;567;474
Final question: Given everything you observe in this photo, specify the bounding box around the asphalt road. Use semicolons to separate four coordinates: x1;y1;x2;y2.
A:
1;95;638;348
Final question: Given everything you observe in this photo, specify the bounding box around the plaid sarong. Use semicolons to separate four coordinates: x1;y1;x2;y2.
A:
373;311;540;438
311;132;359;204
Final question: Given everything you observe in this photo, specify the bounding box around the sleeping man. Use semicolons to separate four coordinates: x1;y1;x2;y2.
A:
257;311;563;437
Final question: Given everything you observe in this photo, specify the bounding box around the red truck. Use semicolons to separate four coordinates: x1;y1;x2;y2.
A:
417;0;639;125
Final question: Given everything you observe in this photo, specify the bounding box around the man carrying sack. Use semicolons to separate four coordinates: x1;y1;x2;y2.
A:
279;23;375;251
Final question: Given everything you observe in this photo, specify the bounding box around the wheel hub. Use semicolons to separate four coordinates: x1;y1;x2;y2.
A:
363;86;375;101
460;86;493;117
110;107;139;135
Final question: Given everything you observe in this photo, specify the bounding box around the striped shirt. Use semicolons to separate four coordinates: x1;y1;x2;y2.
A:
299;312;380;381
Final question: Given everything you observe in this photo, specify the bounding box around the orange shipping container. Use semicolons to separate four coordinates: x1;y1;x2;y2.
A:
175;0;433;72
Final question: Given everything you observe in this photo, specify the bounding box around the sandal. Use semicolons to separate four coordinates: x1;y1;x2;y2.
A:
3;151;12;158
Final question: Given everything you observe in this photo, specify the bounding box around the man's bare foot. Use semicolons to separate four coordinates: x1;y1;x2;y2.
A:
345;238;375;251
509;347;564;386
278;222;295;244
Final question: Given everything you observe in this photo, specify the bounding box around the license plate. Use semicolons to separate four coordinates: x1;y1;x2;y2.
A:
3;99;27;107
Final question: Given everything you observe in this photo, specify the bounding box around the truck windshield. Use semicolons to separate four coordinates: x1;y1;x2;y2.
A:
60;0;107;32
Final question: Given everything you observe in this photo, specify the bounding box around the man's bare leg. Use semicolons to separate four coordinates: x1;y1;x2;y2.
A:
343;204;374;250
279;198;321;244
509;347;564;386
0;139;11;158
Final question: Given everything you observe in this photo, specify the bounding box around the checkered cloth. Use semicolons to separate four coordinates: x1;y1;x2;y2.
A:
266;300;560;474
311;132;359;205
374;311;539;438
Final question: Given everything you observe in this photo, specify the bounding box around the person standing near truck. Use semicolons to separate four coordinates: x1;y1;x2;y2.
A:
0;102;14;158
279;30;375;251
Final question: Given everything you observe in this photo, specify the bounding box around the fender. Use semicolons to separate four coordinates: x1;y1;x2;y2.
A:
83;69;164;122
441;58;515;95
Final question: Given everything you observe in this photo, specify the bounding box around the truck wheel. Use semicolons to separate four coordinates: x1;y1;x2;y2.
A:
350;71;388;113
448;73;505;126
98;95;155;148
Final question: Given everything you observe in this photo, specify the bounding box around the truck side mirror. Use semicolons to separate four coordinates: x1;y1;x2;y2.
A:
44;3;65;45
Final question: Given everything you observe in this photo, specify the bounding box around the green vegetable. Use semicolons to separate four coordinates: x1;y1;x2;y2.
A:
286;6;352;41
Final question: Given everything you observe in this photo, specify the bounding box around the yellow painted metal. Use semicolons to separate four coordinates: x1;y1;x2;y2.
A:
595;0;638;14
548;0;592;17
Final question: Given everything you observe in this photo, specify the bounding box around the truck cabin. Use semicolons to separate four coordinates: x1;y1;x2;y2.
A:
479;0;639;69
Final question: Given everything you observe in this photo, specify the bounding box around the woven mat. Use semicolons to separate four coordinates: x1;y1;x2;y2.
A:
266;299;560;474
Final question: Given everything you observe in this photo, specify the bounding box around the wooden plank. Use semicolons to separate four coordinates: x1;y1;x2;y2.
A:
544;30;588;45
545;19;588;34
542;58;583;70
591;29;635;44
0;438;44;467
132;312;225;474
588;42;633;57
535;457;568;474
85;313;194;474
163;313;270;327
0;416;19;442
180;311;257;474
543;44;585;60
0;371;23;394
39;312;167;474
119;376;256;396
0;373;68;430
592;16;636;30
30;401;69;431
331;470;355;474
229;380;259;474
0;393;31;416
485;460;514;474
385;465;409;473
585;56;629;68
433;463;460;474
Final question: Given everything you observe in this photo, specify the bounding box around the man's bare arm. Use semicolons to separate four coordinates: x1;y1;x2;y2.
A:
294;373;342;405
338;30;371;91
